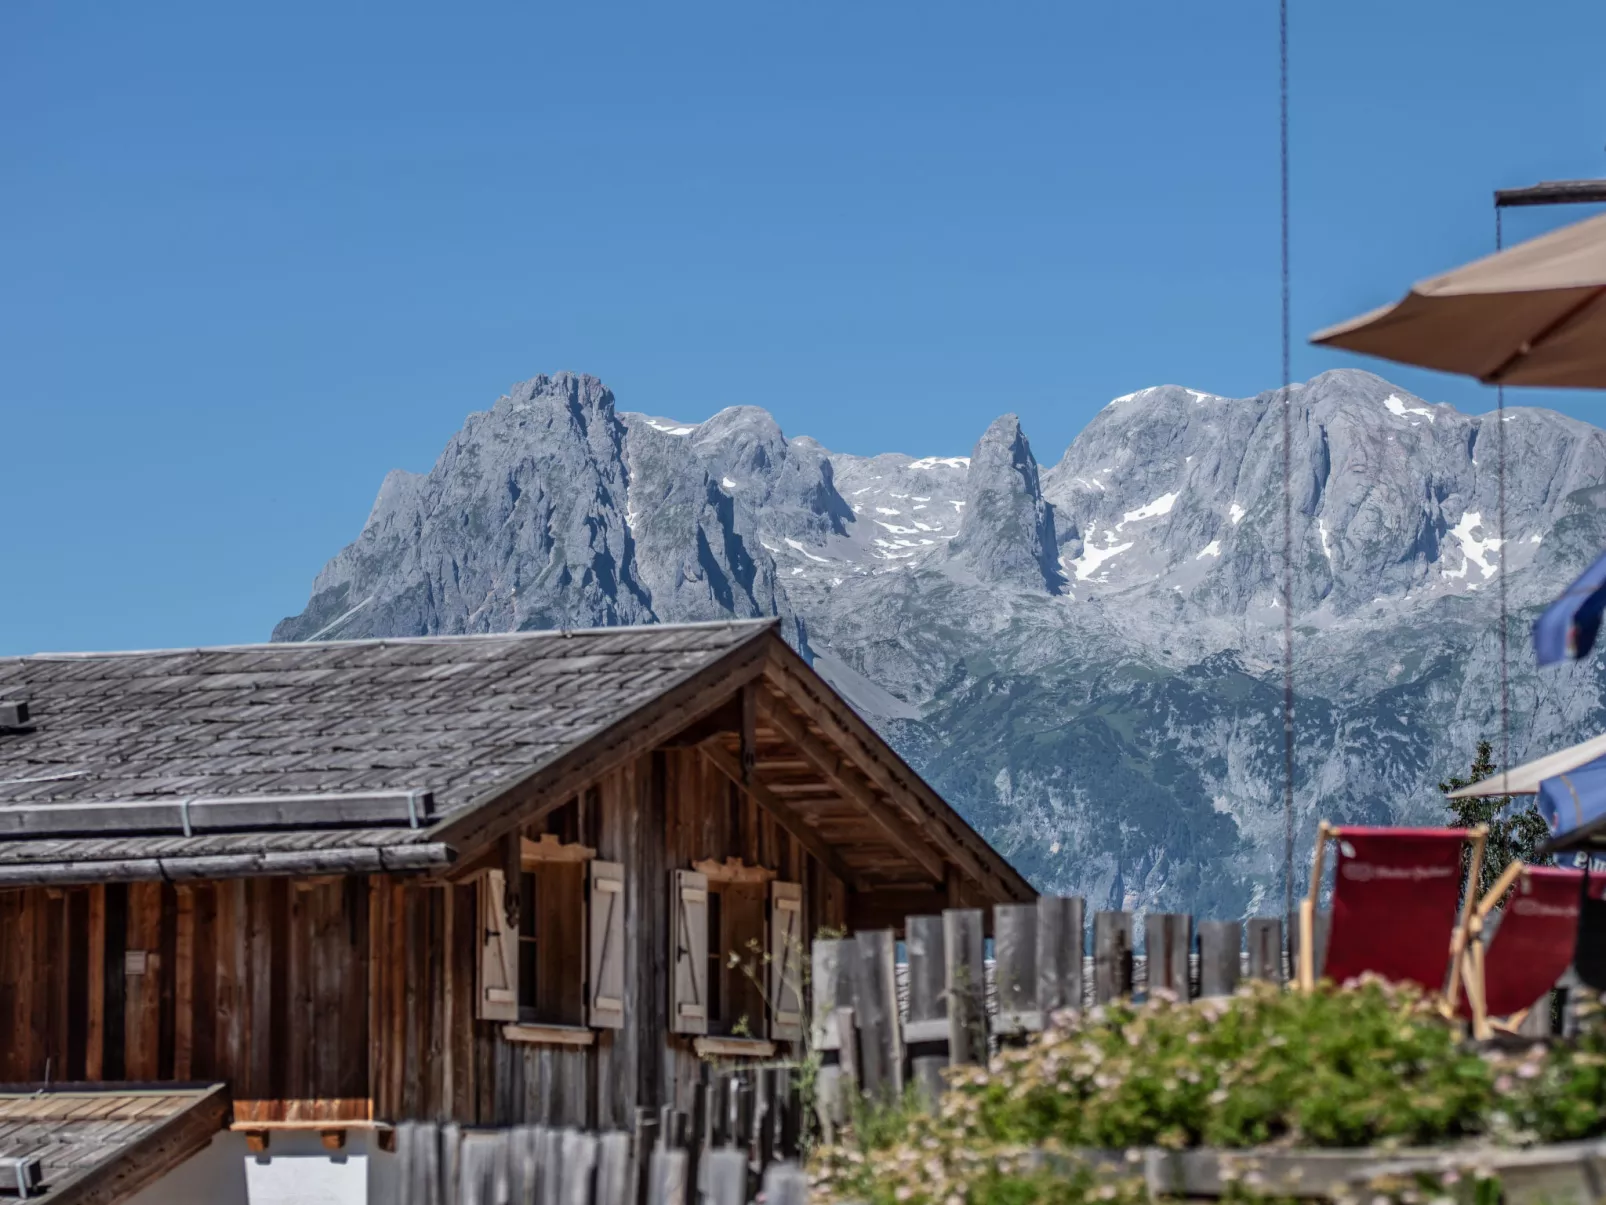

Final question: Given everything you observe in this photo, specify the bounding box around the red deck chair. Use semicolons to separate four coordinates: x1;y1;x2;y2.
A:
1460;863;1594;1039
1298;823;1486;1010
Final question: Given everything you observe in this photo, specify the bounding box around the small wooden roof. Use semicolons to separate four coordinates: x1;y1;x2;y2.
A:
0;1082;229;1204
0;622;1032;903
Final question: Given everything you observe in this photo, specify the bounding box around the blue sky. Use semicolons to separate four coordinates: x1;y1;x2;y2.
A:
3;1;1604;654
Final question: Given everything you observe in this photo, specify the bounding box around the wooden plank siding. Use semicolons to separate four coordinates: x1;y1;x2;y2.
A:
0;745;856;1128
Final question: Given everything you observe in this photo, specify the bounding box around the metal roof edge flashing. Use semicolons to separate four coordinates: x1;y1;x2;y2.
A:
0;789;436;841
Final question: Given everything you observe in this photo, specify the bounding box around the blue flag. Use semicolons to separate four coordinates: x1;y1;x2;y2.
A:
1535;547;1606;666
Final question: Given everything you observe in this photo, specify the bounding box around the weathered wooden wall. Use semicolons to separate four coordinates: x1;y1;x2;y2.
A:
0;745;851;1130
0;877;370;1121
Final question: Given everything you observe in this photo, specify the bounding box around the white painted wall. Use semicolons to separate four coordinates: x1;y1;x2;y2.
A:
123;1128;400;1205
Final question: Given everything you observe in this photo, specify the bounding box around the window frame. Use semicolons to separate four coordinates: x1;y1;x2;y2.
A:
514;834;595;1030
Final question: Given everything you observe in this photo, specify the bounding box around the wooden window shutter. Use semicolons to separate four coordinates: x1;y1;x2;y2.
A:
477;869;519;1022
588;860;626;1029
670;869;709;1035
768;881;804;1041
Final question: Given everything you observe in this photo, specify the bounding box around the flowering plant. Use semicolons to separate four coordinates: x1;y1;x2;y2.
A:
810;979;1606;1205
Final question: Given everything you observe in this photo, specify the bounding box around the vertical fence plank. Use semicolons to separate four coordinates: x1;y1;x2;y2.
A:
538;1126;563;1205
993;903;1041;1036
561;1130;599;1205
1092;911;1133;1003
903;915;948;1105
439;1122;462;1205
810;938;849;1139
646;1148;687;1205
632;1109;658;1205
1197;921;1241;998
704;1149;746;1205
397;1121;421;1205
1036;896;1085;1020
596;1132;633;1205
943;909;986;1066
458;1131;495;1205
508;1125;538;1205
847;929;902;1102
1246;917;1284;982
1143;913;1192;1000
761;1162;809;1205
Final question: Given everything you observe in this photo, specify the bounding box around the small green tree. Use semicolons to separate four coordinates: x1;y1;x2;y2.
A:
1440;739;1552;896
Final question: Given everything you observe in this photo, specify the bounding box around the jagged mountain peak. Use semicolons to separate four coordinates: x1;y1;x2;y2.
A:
946;413;1062;594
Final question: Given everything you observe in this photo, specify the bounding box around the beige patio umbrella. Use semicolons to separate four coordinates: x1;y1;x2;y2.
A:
1444;729;1606;799
1312;209;1606;387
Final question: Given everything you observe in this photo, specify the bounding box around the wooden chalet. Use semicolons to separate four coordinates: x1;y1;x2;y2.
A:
0;619;1030;1200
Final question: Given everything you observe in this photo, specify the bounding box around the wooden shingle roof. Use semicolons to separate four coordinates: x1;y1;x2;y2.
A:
0;621;774;874
0;619;1033;902
0;1082;229;1203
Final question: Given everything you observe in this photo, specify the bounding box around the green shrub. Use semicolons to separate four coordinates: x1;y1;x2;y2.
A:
809;978;1606;1205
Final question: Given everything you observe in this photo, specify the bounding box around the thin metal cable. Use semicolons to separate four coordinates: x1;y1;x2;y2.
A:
1495;208;1510;782
1280;0;1296;946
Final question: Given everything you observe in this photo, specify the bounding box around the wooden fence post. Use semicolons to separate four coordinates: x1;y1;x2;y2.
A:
994;903;1041;1035
1144;912;1192;1000
457;1130;497;1205
632;1109;658;1205
903;915;949;1105
441;1122;462;1205
848;929;903;1102
1197;920;1241;997
561;1130;599;1205
761;1162;810;1205
596;1132;634;1205
1246;917;1284;982
646;1147;688;1205
505;1125;538;1205
810;937;850;1138
704;1149;747;1205
1093;911;1133;1003
540;1126;564;1205
1037;896;1085;1018
943;909;986;1066
396;1121;423;1205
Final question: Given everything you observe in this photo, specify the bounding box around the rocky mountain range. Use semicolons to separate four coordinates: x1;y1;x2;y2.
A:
273;369;1606;917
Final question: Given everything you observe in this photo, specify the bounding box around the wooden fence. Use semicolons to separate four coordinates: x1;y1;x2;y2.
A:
395;1064;809;1205
390;896;1566;1204
813;898;1292;1124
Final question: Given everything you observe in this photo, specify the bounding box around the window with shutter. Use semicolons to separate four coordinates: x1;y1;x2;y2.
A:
477;869;519;1022
670;870;709;1035
588;860;626;1029
768;881;804;1041
513;828;593;1028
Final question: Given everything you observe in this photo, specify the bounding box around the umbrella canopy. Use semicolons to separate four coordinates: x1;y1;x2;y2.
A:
1535;547;1606;665
1537;761;1606;850
1311;210;1606;387
1445;731;1606;798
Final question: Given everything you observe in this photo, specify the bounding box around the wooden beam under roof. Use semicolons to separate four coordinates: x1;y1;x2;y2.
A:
760;648;1034;902
754;694;947;883
697;739;864;890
